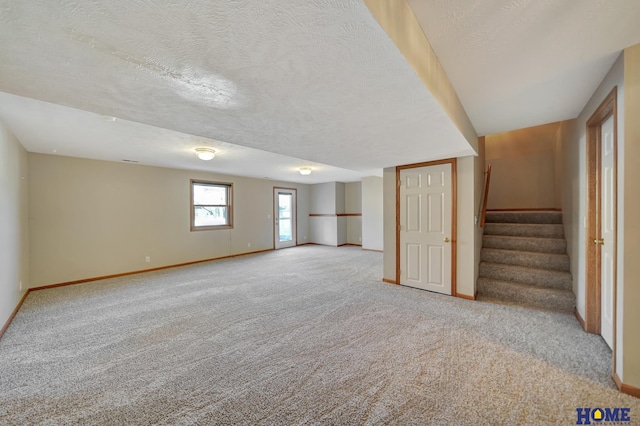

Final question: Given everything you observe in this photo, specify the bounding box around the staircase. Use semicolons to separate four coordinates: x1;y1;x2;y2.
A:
477;210;575;313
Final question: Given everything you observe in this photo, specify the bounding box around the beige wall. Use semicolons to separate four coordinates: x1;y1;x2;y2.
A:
553;122;572;209
364;0;477;151
309;181;363;246
558;50;640;389
622;43;640;387
345;182;361;214
0;120;29;329
28;154;310;287
335;182;346;215
336;182;348;246
382;167;396;280
309;217;338;246
485;122;562;209
456;156;479;297
309;182;338;245
568;53;624;376
474;138;486;286
556;118;579;295
345;182;362;245
310;182;335;215
361;177;383;251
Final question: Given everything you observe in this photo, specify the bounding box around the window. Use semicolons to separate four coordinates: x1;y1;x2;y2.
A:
190;180;233;231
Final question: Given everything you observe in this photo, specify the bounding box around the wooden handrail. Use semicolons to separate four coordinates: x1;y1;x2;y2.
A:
480;164;492;228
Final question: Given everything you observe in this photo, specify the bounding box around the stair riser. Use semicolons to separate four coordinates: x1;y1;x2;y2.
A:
477;279;574;313
484;223;564;238
479;263;572;290
485;211;562;224
482;236;566;254
480;249;570;272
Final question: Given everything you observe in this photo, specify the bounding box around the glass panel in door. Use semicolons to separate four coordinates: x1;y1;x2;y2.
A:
278;193;293;242
274;188;296;250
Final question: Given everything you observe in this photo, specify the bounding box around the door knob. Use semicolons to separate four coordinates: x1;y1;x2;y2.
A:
444;237;450;243
593;239;604;245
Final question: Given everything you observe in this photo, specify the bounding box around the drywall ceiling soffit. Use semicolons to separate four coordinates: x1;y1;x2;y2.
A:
0;92;368;184
0;0;475;180
408;0;640;136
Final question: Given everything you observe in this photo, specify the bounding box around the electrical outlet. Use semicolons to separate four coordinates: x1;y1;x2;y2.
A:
145;256;151;263
304;236;307;240
19;281;22;291
359;237;362;242
248;243;251;248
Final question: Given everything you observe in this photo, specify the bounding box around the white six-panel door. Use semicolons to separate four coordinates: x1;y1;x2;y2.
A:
600;115;615;349
399;163;453;294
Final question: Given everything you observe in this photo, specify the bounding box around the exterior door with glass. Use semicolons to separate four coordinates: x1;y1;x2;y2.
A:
274;188;297;249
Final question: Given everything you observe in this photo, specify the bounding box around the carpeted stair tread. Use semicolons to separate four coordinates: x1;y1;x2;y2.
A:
477;278;575;313
478;210;574;312
479;262;572;290
482;235;567;254
480;248;570;272
485;210;562;224
484;223;564;238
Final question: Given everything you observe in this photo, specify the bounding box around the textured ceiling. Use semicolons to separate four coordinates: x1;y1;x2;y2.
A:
0;92;367;184
0;0;475;183
408;0;640;136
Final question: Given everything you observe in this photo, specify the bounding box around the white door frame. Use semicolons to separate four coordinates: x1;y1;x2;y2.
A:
584;87;618;375
396;159;457;296
274;187;297;249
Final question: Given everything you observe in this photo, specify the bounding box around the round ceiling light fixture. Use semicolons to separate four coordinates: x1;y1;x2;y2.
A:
195;147;216;161
299;167;312;176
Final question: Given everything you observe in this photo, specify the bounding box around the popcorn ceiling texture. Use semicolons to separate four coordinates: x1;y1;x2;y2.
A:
0;0;474;172
0;91;369;184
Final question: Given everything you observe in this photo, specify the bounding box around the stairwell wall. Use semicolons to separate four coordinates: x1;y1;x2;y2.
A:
484;122;562;209
559;53;626;382
475;137;486;285
622;43;640;389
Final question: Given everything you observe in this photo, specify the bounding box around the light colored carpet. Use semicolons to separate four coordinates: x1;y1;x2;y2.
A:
0;246;637;425
479;211;575;313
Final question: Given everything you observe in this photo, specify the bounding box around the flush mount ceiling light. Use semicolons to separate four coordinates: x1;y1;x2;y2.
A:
195;147;216;161
299;167;312;176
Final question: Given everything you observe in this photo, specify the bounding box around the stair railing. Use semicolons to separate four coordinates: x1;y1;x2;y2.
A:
478;164;492;228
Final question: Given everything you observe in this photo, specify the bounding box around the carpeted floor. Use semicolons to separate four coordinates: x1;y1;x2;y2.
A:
0;246;637;425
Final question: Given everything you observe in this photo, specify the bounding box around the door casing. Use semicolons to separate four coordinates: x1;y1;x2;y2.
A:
396;158;457;296
584;87;618;374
